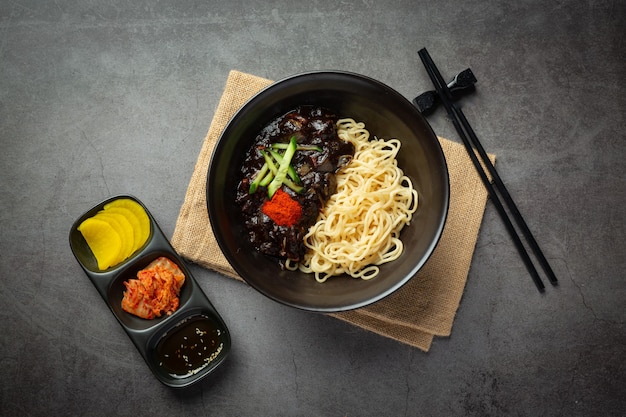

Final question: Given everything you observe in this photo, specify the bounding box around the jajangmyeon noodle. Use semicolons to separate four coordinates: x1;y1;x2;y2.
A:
293;118;418;282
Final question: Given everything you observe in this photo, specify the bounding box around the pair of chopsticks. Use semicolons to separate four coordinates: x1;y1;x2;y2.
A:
417;47;558;292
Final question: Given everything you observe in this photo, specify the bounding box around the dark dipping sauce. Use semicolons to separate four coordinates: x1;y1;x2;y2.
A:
155;315;225;377
236;106;355;264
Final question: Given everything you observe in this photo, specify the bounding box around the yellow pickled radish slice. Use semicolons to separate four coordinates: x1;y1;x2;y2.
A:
104;199;150;248
77;217;123;270
94;212;135;260
103;206;142;250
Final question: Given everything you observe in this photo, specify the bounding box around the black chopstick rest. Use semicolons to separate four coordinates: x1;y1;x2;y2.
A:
448;68;477;95
412;91;439;115
412;68;477;115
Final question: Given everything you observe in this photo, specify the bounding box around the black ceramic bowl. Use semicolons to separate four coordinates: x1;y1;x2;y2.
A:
207;71;449;312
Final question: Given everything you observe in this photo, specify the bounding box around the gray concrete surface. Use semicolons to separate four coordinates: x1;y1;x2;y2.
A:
1;1;624;416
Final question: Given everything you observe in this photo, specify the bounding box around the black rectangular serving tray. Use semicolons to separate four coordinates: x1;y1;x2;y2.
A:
69;195;230;388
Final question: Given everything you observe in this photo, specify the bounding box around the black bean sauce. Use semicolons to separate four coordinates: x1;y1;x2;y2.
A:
236;106;355;264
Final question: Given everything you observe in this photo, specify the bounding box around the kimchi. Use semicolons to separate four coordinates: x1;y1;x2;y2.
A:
121;257;185;319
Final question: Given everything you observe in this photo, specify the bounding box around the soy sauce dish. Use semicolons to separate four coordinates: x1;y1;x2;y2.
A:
69;195;230;388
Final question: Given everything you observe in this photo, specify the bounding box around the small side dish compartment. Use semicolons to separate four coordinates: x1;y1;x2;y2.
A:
108;251;194;332
69;196;153;274
146;308;231;387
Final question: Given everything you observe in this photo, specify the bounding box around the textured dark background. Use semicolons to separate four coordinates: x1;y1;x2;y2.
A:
1;1;624;416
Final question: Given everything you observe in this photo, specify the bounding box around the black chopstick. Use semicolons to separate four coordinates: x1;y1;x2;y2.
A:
418;48;558;291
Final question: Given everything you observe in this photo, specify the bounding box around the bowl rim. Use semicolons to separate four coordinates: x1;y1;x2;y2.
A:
207;70;450;312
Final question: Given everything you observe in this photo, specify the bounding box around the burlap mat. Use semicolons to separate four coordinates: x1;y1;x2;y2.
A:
171;70;494;352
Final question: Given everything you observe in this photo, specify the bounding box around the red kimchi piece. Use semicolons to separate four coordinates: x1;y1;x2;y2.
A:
121;257;185;319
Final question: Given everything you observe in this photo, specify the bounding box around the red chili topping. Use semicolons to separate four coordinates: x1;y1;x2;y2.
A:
262;188;302;227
